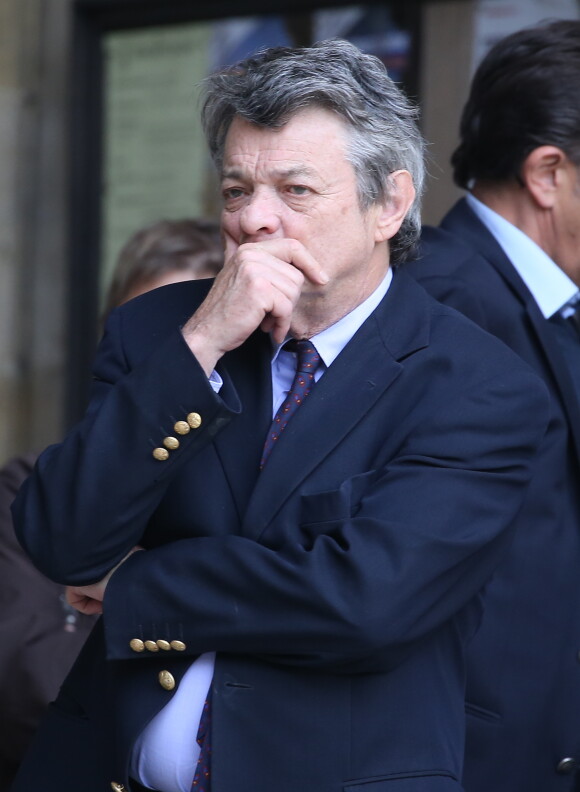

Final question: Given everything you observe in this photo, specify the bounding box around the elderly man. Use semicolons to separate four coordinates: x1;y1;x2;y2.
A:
12;40;547;792
408;20;580;792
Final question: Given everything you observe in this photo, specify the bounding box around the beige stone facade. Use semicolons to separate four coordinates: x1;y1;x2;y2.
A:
0;0;70;465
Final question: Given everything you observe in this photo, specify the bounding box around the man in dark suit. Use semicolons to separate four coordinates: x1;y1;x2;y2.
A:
408;20;580;792
11;40;548;792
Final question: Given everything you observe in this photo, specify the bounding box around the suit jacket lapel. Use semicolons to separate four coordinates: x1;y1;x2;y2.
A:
444;199;580;462
212;330;273;522
240;271;431;541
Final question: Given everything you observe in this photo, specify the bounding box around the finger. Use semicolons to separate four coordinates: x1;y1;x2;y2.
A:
260;311;292;345
258;239;329;285
66;589;102;615
271;315;292;346
74;598;103;616
221;248;305;325
259;287;296;340
82;599;104;615
233;238;329;286
65;586;80;607
260;314;275;334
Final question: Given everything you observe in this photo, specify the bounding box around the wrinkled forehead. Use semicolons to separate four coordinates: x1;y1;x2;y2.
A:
222;107;352;167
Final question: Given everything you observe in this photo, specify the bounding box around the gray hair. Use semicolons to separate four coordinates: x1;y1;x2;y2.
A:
201;39;425;265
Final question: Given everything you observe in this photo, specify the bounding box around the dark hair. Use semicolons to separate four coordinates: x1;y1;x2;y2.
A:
201;39;425;265
452;20;580;189
104;218;223;317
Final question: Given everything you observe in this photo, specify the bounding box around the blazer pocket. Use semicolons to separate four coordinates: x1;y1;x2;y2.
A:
300;470;380;527
344;770;462;791
300;488;350;526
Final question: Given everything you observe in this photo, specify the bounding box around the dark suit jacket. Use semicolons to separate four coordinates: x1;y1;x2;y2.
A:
408;198;580;792
11;270;548;792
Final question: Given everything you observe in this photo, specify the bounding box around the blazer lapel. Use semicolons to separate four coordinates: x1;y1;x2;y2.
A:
241;271;431;541
444;198;580;462
524;299;580;460
212;330;273;522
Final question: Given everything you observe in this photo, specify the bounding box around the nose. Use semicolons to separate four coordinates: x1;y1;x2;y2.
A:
239;188;282;239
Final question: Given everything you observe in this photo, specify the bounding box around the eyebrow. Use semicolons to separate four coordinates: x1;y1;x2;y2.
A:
221;165;319;181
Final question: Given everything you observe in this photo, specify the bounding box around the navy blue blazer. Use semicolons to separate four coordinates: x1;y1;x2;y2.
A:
408;198;580;792
11;269;548;792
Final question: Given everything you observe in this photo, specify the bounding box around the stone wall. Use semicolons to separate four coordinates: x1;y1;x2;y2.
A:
420;0;475;225
0;0;71;466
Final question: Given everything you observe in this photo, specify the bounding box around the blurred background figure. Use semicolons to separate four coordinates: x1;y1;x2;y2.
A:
0;452;94;791
0;217;223;791
103;218;223;315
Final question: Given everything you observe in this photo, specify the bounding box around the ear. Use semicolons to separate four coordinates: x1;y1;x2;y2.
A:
521;145;568;209
374;170;416;243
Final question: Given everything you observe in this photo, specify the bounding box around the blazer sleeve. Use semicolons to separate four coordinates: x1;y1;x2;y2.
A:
12;306;242;585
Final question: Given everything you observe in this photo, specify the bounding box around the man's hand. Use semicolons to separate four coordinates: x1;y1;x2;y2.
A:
66;546;143;615
182;238;328;375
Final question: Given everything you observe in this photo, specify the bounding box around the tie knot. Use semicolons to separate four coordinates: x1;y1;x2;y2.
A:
283;339;321;374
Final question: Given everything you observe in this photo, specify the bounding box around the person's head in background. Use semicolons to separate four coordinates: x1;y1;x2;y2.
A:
451;19;580;283
104;218;224;317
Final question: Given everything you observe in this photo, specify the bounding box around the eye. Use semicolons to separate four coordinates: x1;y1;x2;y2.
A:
286;185;310;196
222;186;246;201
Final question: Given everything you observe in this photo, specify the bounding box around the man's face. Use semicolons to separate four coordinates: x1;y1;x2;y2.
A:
220;108;394;319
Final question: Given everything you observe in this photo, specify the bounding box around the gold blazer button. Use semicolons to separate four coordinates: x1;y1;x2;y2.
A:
129;638;144;653
158;670;176;691
187;412;202;429
144;640;159;652
152;447;169;461
170;640;186;651
174;420;190;435
156;639;171;651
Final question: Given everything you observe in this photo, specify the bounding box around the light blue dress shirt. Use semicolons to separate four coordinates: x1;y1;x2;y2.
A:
131;269;393;792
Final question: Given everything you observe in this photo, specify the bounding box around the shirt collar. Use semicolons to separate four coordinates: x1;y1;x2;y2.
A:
466;192;579;318
271;267;393;368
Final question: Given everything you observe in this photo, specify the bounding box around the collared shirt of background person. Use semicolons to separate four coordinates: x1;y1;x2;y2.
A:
10;40;549;792
0;217;223;792
408;20;580;792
